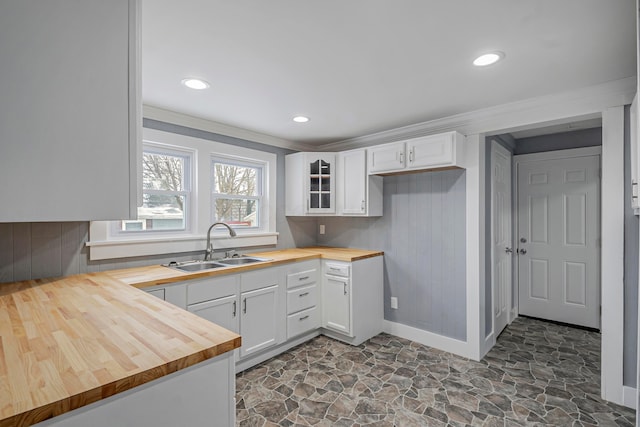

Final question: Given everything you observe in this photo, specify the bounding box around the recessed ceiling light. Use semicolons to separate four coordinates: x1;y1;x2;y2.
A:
181;78;210;90
473;52;505;67
293;116;310;123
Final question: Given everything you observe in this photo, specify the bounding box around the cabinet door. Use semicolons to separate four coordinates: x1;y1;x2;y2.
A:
188;295;239;334
307;153;336;214
0;0;139;221
407;134;454;169
368;142;405;174
339;150;367;215
240;285;278;357
323;276;351;335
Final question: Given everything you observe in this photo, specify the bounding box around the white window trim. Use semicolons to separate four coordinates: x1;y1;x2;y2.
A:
88;128;278;260
211;154;266;232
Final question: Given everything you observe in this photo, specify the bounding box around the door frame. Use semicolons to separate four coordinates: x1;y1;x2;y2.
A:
490;140;514;343
513;146;602;330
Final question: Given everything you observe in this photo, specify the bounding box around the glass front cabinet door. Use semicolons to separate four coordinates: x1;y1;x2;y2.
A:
307;153;335;214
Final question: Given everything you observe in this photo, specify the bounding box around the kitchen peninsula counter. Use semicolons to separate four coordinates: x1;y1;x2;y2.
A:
0;246;381;426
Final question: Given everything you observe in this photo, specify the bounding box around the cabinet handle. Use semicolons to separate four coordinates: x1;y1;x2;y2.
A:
232;300;237;317
409;148;414;163
299;292;309;297
299;315;309;321
399;151;404;165
298;276;309;281
329;267;340;271
361;200;365;211
243;298;247;314
343;283;347;295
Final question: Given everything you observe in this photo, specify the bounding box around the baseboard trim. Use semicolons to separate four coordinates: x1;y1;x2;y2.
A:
382;320;473;359
622;386;637;409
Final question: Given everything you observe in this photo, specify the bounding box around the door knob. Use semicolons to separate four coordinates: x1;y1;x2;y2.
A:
505;247;513;254
520;237;527;243
519;248;527;255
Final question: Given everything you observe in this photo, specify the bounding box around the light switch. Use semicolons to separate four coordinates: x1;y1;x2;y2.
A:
390;297;398;309
319;224;325;235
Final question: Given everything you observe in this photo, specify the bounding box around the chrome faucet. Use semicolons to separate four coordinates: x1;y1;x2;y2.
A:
204;222;237;260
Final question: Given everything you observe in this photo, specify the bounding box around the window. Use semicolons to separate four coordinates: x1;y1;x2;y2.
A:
89;128;277;260
211;157;264;230
117;144;192;233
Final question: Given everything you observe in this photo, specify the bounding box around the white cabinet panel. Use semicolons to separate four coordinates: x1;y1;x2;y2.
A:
145;288;165;300
337;149;383;216
408;133;455;169
287;285;318;315
188;295;239;334
240;285;279;357
323;275;351;335
368;142;406;174
287;306;320;339
0;0;140;221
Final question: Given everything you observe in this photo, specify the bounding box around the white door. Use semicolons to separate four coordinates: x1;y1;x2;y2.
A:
491;142;512;337
517;153;600;329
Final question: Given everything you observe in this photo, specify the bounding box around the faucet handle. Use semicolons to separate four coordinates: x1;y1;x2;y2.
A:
224;249;237;258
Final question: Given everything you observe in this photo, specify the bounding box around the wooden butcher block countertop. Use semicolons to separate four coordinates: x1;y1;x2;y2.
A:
110;247;384;289
0;273;241;427
0;246;381;426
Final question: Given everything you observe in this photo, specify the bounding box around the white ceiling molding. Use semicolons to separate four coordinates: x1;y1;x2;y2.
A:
143;105;312;152
321;76;636;152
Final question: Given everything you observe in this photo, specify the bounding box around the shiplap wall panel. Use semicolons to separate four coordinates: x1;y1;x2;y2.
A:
318;169;467;341
12;223;31;281
0;224;13;282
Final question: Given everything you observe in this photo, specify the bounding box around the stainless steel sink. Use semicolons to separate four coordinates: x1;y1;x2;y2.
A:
217;256;271;265
168;261;227;272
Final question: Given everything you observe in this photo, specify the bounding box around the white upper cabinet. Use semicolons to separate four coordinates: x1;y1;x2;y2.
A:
286;152;336;216
337;149;382;217
368;142;406;174
368;131;465;175
0;0;140;222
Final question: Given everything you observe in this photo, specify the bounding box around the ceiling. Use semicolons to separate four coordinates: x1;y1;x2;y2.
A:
142;0;636;146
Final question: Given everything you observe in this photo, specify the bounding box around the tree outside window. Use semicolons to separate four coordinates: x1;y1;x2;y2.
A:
211;157;263;229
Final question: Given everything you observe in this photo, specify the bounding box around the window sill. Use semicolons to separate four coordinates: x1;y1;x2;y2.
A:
86;232;279;261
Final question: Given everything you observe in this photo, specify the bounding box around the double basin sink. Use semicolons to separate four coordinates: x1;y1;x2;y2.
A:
166;256;271;272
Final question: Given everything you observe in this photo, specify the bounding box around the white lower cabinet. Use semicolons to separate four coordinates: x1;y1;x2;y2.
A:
151;255;382;372
322;257;383;346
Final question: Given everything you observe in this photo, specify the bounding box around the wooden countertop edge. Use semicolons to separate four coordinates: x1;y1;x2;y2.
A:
1;337;241;427
117;249;383;289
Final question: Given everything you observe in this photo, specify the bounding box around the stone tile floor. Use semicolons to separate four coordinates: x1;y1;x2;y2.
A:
236;317;636;426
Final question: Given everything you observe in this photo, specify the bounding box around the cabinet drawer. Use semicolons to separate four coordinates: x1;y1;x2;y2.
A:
287;268;318;289
187;276;238;305
287;284;317;314
325;262;350;277
287;306;320;339
241;267;280;293
146;288;165;300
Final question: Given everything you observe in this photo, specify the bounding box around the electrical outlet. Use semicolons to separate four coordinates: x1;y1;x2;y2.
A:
319;224;325;235
390;297;398;309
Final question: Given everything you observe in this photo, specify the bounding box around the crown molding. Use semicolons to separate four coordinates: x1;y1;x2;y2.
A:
143;105;311;152
321;76;636;151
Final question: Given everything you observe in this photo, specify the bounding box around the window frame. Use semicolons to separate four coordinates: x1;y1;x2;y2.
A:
210;155;266;232
87;128;278;260
110;142;194;237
